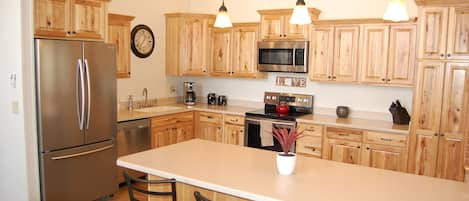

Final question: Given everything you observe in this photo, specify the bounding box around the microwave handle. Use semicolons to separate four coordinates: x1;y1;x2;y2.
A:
292;48;297;68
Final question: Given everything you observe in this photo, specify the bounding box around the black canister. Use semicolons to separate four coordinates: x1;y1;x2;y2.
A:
217;95;227;105
207;93;217;105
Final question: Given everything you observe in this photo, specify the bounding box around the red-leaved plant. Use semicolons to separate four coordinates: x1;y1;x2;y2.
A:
273;128;303;156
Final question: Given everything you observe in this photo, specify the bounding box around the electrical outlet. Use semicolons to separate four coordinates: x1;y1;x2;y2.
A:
169;85;176;93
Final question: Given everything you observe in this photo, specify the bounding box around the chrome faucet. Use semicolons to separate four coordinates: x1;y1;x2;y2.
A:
142;88;148;107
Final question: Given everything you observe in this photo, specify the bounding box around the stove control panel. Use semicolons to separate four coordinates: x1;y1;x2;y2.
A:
264;92;314;108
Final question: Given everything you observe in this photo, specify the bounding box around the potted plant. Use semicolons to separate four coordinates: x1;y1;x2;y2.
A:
272;128;303;175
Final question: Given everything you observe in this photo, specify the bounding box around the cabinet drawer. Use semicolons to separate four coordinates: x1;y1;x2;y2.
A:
151;112;193;128
326;127;363;142
296;135;322;157
298;123;323;137
224;114;244;126
198;112;223;124
365;131;407;147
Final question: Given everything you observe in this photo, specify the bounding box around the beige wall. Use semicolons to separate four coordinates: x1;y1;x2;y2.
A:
109;0;190;102
181;0;417;118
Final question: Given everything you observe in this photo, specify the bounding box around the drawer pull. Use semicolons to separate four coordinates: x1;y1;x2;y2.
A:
338;133;349;136
380;138;392;142
305;129;315;132
304;145;319;152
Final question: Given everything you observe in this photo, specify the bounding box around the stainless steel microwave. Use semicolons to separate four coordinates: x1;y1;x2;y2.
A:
258;41;309;73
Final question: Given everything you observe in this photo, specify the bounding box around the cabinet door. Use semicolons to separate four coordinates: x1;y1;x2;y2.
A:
284;14;309;39
198;123;223;143
260;15;284;40
151;127;177;148
410;62;445;176
176;124;195;143
413;132;439;176
446;7;469;60
296;123;323;158
436;135;465;181
359;24;389;84
181;17;212;76
223;124;245;146
231;24;259;77
107;14;133;78
309;26;334;81
418;7;449;59
34;0;70;37
209;28;232;76
69;0;106;40
362;144;407;172
333;26;360;82
387;24;417;85
323;139;362;165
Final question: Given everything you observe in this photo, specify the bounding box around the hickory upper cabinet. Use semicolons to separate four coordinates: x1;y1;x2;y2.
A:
35;0;108;40
310;25;359;82
418;6;469;60
107;13;135;78
165;13;215;76
209;23;264;78
359;23;417;86
258;8;321;40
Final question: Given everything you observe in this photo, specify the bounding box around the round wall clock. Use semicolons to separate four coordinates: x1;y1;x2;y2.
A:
130;24;155;58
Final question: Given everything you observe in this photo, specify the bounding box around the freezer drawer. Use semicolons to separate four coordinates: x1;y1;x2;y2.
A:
40;140;117;201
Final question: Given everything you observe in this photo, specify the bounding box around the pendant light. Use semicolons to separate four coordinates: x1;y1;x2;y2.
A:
383;0;409;22
214;0;233;28
290;0;311;25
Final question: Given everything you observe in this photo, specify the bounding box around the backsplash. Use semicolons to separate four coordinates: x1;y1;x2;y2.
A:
177;72;413;121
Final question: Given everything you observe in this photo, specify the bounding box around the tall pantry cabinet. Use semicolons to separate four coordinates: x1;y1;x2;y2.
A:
409;3;469;182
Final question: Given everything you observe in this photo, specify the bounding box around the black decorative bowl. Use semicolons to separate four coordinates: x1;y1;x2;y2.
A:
336;106;350;118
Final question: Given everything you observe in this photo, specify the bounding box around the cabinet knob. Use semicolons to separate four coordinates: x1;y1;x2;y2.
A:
387;78;391;82
332;76;337;79
366;147;370;150
357;146;361;149
283;34;287;37
67;31;71;34
434;133;438;136
328;76;332;79
71;31;76;34
447;53;452;58
279;34;282;37
381;78;386;82
440;53;445;58
203;69;207;73
440;133;445;137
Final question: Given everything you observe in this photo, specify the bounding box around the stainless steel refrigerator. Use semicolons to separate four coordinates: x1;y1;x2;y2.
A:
35;39;117;201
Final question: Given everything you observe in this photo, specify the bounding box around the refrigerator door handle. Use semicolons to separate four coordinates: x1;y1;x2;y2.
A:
84;58;91;130
50;145;114;160
76;59;85;131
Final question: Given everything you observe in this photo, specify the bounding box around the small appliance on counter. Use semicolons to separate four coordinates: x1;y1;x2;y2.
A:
183;82;196;105
217;95;227;105
207;93;217;105
389;100;410;125
245;92;314;152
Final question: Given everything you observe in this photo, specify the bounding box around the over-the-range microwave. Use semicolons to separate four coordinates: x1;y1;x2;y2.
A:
257;41;309;73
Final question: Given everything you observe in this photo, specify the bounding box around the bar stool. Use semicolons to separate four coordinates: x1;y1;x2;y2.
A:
123;171;177;201
194;191;211;201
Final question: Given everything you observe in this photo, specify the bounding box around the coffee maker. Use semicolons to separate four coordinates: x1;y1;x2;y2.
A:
183;82;196;105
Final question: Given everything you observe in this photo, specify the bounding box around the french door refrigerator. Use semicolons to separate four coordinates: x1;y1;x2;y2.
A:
35;39;117;201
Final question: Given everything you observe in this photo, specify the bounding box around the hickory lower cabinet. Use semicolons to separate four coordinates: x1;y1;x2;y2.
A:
195;112;224;143
223;115;245;146
195;112;245;146
151;112;194;148
34;0;108;40
409;61;469;181
322;127;364;165
148;175;249;201
296;123;324;158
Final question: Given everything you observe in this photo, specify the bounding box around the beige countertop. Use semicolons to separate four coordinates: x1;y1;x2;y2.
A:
118;103;409;134
117;139;469;201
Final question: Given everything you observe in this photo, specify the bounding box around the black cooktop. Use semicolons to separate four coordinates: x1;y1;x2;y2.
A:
245;108;309;121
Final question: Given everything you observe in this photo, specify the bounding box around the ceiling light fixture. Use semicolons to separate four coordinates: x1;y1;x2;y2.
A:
214;0;233;28
290;0;312;25
383;0;409;22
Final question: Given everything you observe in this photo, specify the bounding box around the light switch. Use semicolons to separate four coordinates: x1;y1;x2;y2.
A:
11;101;19;114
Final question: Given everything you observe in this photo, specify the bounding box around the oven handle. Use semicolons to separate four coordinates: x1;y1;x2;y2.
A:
245;117;296;126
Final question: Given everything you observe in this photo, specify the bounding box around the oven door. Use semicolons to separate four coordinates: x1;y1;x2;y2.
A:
245;117;296;152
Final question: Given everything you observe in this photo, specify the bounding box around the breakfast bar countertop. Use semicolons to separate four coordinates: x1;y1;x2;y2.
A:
117;139;469;201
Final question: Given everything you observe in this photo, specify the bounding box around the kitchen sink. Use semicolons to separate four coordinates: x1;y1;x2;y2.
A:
134;106;184;113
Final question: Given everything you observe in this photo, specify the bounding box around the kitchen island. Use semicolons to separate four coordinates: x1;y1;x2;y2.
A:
117;139;469;201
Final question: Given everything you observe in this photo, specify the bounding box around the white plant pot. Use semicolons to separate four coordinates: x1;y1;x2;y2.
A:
276;152;297;175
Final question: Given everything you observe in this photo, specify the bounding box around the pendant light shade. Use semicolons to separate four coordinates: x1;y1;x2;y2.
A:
383;0;409;22
214;0;232;28
289;0;311;25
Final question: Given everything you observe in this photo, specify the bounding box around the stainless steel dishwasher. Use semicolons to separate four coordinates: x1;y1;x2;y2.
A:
116;118;151;184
